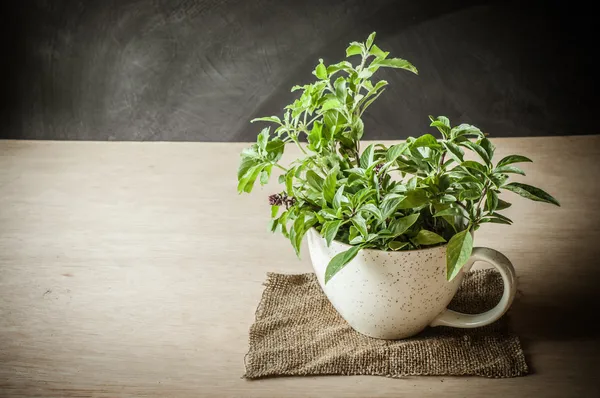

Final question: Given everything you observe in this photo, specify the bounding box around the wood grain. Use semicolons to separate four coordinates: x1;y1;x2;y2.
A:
1;137;599;397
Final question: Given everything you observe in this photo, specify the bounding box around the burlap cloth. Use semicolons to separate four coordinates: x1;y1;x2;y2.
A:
244;269;528;379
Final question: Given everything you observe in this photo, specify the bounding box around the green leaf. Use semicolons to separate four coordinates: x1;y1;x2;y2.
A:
278;209;290;236
360;203;383;221
270;206;280;221
440;194;457;203
351;214;368;237
334;77;347;103
251;116;282;124
442;141;465;163
322;220;343;246
489;212;513;224
325;246;361;284
369;44;387;58
488;173;508;188
497;155;532;168
352;187;375;207
304;213;318;231
485;190;498;212
260;164;272;185
413;230;446;246
372;79;389;92
349;225;360;242
318;208;338;220
285;167;295;195
381;196;404;219
365;32;376;49
321;98;342;112
503;183;560;206
237;154;258;181
375;58;418;74
429;115;451;138
411;134;439;149
386;143;408;162
365;233;379;243
496;198;512;210
390;213;420;236
360;144;375;168
323;167;339;204
346;168;367;178
327;61;353;75
480;138;495;159
349;235;364;245
383;192;405;201
351;118;364;140
435;116;450;126
446;229;473;281
237;164;263;193
307;122;323;152
438;175;451;191
434;207;464;218
459;189;480;201
479;216;512;225
291;213;306;255
389;241;409;251
460;141;490;165
300;90;313;108
265;139;285;162
346;42;364;57
398;190;428;209
257;127;269;151
306;170;324;191
461;160;488;174
268;216;279;233
357;67;376;79
494;165;526;176
315;59;327;79
448;171;480;185
333;185;345;210
451;124;484;139
360;87;386;113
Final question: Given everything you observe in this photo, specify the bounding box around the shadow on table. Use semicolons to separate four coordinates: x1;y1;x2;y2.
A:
512;297;600;377
511;243;600;343
512;298;600;342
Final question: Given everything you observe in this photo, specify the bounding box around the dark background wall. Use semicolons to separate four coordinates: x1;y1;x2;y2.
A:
1;0;596;142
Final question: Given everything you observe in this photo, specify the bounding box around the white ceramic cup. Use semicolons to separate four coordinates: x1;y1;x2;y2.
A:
306;228;516;339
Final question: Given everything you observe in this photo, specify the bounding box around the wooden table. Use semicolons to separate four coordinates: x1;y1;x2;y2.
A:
1;137;599;397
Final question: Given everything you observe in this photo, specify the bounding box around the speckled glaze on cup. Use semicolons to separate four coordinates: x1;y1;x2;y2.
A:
307;228;517;340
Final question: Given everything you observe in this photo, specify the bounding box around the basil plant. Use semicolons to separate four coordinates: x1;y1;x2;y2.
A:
237;32;559;283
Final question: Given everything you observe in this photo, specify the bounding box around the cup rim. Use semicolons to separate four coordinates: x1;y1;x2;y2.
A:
308;227;449;254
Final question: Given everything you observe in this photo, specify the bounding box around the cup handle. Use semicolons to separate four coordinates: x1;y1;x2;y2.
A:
430;247;517;328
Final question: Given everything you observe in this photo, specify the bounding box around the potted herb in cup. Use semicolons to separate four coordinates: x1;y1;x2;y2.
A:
237;33;559;339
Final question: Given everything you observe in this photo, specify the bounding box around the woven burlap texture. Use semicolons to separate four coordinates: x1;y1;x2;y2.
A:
244;269;528;379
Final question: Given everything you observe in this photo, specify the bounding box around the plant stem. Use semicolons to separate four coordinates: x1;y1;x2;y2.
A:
293;138;308;155
357;51;368;72
327;81;335;94
455;200;469;214
473;184;489;225
477;186;488;210
306;114;320;128
274;164;288;172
